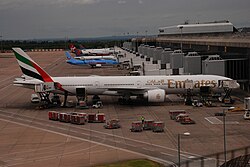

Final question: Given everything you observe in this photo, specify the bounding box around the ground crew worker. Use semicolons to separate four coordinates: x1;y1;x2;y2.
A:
141;115;145;124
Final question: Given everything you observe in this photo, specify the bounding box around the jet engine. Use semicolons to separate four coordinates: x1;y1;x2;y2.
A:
143;89;165;102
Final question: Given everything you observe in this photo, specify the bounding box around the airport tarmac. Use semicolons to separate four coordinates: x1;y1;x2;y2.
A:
0;49;250;167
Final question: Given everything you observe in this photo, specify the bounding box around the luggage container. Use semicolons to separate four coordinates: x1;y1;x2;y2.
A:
48;111;59;121
78;112;88;122
59;113;67;122
64;113;71;123
70;115;78;124
48;111;53;120
70;115;85;125
143;120;154;130
152;121;165;132
169;110;186;120
88;113;97;123
58;113;71;123
76;116;86;125
130;121;143;132
96;113;106;123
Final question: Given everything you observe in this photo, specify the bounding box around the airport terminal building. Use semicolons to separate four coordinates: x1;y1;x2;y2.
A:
124;21;250;92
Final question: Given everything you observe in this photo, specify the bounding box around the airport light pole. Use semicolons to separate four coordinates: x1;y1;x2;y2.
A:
136;31;139;52
179;26;183;52
0;35;3;53
178;132;190;167
223;107;235;167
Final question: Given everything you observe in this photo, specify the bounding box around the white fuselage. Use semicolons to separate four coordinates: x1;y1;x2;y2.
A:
75;55;117;61
81;48;114;55
52;75;236;96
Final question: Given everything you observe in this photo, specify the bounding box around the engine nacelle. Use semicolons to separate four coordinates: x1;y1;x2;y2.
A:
143;89;165;102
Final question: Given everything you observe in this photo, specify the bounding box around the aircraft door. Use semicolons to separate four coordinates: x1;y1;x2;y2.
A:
76;87;86;101
95;81;100;87
137;81;142;88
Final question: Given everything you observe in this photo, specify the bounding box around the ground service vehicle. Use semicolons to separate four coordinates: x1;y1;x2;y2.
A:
243;111;250;120
51;95;61;105
130;121;143;132
169;110;186;120
152;121;165;132
104;119;121;129
92;101;103;108
31;94;40;103
180;117;195;124
143;120;154;130
192;100;203;107
176;114;189;122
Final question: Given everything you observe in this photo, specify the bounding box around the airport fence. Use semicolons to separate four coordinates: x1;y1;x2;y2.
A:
167;145;250;167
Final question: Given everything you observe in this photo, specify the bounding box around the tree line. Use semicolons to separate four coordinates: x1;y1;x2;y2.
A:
1;40;124;52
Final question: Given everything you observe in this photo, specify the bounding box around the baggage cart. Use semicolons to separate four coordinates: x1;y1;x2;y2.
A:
96;113;106;123
70;115;78;124
48;111;59;121
104;119;121;129
76;116;86;125
130;121;143;132
143;120;154;130
152;121;165;132
169;110;186;120
88;113;97;123
59;113;67;122
78;112;88;122
58;113;71;123
48;111;53;120
64;113;71;123
70;115;85;125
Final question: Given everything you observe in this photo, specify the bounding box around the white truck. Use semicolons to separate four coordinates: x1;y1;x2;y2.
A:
31;94;40;103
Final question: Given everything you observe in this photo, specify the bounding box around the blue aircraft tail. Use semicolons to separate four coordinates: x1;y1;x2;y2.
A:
65;51;74;60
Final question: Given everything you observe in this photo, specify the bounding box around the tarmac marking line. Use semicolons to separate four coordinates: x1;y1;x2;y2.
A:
205;117;222;124
142;147;155;152
160;152;175;157
205;117;239;125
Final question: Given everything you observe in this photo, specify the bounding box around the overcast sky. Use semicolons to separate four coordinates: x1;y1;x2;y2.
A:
0;0;250;40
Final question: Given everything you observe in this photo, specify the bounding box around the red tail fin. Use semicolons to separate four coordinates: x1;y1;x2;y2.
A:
69;44;76;53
